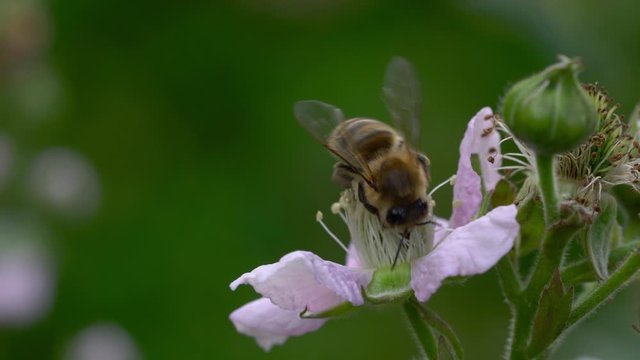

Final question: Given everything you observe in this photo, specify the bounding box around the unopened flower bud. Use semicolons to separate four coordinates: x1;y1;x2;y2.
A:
502;56;598;155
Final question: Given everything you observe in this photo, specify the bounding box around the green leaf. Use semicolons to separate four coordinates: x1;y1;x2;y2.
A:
517;196;546;256
612;184;640;239
438;336;454;360
490;179;516;208
587;193;617;280
528;270;574;357
561;241;640;285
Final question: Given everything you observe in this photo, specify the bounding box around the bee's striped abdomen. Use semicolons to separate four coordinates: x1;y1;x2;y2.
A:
333;118;397;162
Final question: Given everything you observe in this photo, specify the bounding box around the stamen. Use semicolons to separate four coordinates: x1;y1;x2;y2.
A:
502;152;530;159
497;165;527;171
316;211;349;253
428;175;456;197
501;154;531;167
499;136;513;145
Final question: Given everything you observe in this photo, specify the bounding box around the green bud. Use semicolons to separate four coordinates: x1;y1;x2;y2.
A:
502;56;598;155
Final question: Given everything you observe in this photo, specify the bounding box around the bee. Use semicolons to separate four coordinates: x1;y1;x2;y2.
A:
294;57;432;234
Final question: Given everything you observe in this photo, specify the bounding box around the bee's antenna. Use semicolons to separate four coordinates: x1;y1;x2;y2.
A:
391;229;409;270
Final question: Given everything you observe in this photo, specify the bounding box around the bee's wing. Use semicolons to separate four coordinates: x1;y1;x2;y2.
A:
381;56;422;146
294;100;376;188
294;100;345;144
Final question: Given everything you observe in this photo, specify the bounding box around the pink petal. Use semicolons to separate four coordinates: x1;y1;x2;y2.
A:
345;243;362;268
230;298;326;351
230;251;372;312
449;107;502;228
411;205;518;302
473;108;502;192
0;246;55;327
432;216;450;245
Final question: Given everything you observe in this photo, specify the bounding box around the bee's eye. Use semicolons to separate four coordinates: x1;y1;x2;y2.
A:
417;199;428;212
387;207;407;225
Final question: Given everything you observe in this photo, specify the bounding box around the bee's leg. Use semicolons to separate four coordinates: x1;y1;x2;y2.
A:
332;163;355;189
357;182;379;215
391;229;410;270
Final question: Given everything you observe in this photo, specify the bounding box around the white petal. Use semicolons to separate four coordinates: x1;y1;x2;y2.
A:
230;251;372;312
65;322;142;360
28;148;101;219
411;205;518;302
230;298;326;351
449;107;503;228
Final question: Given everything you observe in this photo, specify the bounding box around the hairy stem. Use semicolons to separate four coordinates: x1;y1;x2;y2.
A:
507;210;582;360
536;154;559;223
404;301;438;360
525;220;581;299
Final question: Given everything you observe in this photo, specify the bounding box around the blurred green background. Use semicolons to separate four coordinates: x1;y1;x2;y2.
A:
1;0;639;359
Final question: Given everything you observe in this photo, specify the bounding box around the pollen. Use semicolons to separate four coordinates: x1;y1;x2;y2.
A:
316;211;323;222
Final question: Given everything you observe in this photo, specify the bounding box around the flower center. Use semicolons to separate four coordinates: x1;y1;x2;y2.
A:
332;187;434;269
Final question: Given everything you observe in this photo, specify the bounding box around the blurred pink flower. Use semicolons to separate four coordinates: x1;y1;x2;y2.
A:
0;218;55;327
230;108;518;350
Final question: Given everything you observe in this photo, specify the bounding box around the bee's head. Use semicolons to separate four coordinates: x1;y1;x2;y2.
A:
368;152;430;228
384;198;429;228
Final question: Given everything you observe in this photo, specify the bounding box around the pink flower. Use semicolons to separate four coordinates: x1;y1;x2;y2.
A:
230;108;518;351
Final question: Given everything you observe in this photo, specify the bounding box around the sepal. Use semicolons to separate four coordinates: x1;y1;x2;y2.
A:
528;270;574;356
364;263;412;304
586;193;617;280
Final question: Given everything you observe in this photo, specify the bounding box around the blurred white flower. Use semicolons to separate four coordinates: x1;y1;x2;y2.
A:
65;323;142;360
28;148;101;219
0;216;55;327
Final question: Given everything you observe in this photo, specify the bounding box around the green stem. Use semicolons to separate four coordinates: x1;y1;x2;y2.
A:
404;301;438;360
509;307;532;360
525;219;582;299
566;250;640;328
496;256;527;360
536;154;559;223
509;212;582;360
411;299;464;360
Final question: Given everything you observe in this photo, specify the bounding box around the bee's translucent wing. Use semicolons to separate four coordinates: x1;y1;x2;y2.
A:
381;56;422;146
294;100;345;144
294;100;377;188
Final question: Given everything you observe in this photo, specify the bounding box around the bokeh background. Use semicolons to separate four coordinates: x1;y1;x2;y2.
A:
0;0;639;359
